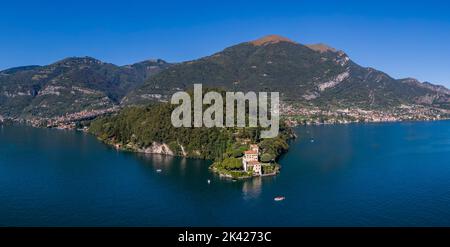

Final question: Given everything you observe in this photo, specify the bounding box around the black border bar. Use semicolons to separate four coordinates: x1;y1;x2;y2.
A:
1;227;450;245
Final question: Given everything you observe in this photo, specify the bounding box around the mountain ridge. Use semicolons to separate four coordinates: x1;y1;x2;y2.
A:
0;57;171;118
1;35;449;123
125;35;449;111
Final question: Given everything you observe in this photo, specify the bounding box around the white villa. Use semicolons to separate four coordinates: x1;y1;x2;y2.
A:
242;144;262;176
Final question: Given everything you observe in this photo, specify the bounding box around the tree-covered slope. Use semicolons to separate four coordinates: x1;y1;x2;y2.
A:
89;103;292;161
0;57;171;118
123;35;347;104
124;35;450;110
2;34;449;120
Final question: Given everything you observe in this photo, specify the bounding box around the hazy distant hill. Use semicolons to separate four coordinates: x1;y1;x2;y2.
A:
0;57;170;118
124;35;449;110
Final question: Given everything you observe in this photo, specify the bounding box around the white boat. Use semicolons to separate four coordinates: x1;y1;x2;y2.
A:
207;179;211;184
274;196;285;202
156;169;162;173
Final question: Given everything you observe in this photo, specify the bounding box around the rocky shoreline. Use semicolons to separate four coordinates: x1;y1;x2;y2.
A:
104;139;178;156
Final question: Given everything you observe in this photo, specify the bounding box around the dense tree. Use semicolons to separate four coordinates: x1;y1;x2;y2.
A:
89;102;292;161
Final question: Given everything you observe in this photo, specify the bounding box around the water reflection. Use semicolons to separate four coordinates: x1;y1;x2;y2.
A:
136;153;175;170
242;177;262;200
134;151;267;199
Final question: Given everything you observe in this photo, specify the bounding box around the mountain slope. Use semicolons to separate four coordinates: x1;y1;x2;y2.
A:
124;35;449;110
123;35;347;104
1;35;449;121
0;57;171;118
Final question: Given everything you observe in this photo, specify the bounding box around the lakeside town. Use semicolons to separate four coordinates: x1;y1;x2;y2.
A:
0;107;120;130
1;102;449;130
281;103;450;126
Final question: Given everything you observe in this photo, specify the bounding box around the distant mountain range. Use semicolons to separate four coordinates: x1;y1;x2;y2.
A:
1;35;449;120
0;57;170;118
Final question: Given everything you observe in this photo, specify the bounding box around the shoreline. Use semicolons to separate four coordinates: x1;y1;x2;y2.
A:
3;114;450;130
96;137;285;180
3;118;449;181
209;162;281;180
285;116;450;128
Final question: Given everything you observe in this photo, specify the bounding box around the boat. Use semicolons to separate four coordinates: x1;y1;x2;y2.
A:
274;196;285;202
207;179;211;184
156;169;162;173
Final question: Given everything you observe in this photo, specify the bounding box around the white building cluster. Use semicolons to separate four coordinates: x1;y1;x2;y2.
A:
242;144;262;176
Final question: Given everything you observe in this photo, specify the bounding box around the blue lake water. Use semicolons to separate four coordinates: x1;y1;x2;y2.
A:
0;121;450;226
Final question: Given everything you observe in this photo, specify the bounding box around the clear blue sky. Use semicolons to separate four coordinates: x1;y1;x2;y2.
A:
1;0;450;87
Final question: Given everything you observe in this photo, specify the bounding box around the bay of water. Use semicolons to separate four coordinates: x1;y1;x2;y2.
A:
1;121;450;226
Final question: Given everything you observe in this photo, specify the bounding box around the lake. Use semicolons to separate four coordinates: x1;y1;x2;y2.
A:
1;121;450;226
